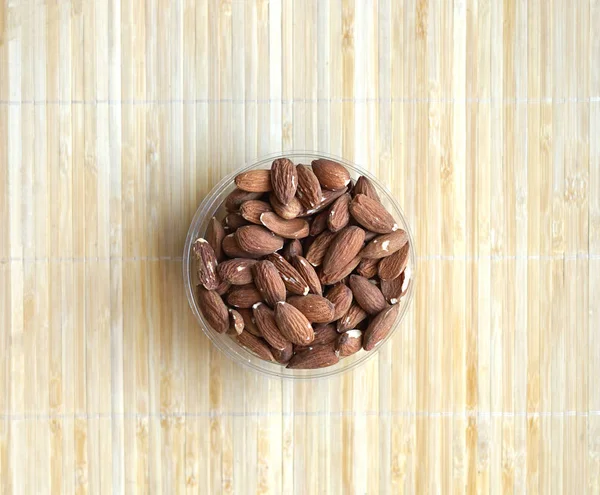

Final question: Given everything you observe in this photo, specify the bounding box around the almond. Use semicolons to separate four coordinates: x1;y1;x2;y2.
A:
265;253;310;296
321;226;365;277
380;267;411;304
305;230;337;266
310;323;339;346
349;194;398;234
192;238;221;290
237;308;262;337
353;175;380;201
364;230;378;242
360;229;409;259
260;212;310;239
282;239;303;261
296;165;322;208
274;301;314;345
356;257;380;278
222;233;262;259
325;283;353;321
349;275;387;314
217;258;257;285
271;342;294;364
253;260;286;306
363;304;400;351
227;283;264;308
271;158;297;204
225;188;262;211
270;194;304;220
236;332;275;361
311;158;351;190
327;193;351;232
196;286;229;333
319;255;361;286
286;343;339;369
235;225;284;256
300;188;347;216
337;302;368;333
205;217;226;261
309;209;329;236
336;329;363;357
252;302;290;350
291;255;323;296
287;295;335;323
239;200;273;224
234;169;273;192
215;279;232;296
378;242;410;280
224;212;250;230
227;309;245;335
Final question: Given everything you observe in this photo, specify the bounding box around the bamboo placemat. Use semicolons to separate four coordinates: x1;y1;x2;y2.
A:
1;0;598;493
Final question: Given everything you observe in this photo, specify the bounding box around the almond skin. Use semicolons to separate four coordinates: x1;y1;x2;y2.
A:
274;301;315;345
296;165;322;208
218;258;257;285
380;267;411;304
356;257;380;279
286;343;339;369
270;195;304;220
271;158;297;204
360;229;409;259
227;283;264;308
192;238;221;290
206;217;226;261
196;286;229;334
305;230;337;266
310;323;339;346
363;304;400;351
265;253;310;296
235;225;284;256
309;209;330;236
327;193;351;232
252;302;290;350
325;283;353;321
253;260;287;307
237;308;262;336
337;302;368;333
282;239;303;261
225;212;250;230
300;188;347;216
349;275;387;315
319;255;361;286
321;226;365;277
287;295;335;323
349;194;398;234
234;169;273;192
222;233;262;259
260;212;310;239
363;230;378;242
291;255;323;296
378;242;410;280
225;188;262;211
239;200;273;224
236;332;275;361
271;341;294;364
227;309;245;335
336;329;363;357
311;158;351;190
353;175;380;201
214;279;232;296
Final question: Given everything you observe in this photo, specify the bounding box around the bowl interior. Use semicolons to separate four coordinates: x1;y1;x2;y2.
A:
183;152;416;379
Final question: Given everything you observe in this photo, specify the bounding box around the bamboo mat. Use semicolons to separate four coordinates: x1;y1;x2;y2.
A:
1;0;599;493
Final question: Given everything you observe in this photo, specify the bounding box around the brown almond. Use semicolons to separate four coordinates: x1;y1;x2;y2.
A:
321;226;365;277
192;238;221;290
217;258;257;285
311;159;351;190
356;257;380;278
327;193;351;232
336;329;363;357
227;283;264;308
196;286;229;334
252;302;290;350
311;323;339;346
224;212;250;230
227;309;245;335
287;295;335;323
364;230;378;242
271;158;297;204
305;230;337;267
337;302;368;333
381;267;411;304
252;260;287;306
274;301;314;345
300;188;347;216
239;200;273;224
363;304;400;351
271;342;294;364
296;165;322;208
282;239;303;261
309;209;329;236
270;195;304;220
319;255;361;286
349;275;387;315
222;233;262;259
237;308;262;336
225;188;262;211
360;229;409;259
206;217;226;261
215;279;232;296
260;212;310;239
291;255;323;296
236;332;275;361
325;283;353;321
234;169;273;192
378;242;410;280
353;175;380;201
286;343;339;369
235;225;284;256
349;194;398;234
265;253;310;296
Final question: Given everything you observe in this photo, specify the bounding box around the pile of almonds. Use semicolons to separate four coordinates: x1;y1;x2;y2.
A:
192;157;411;369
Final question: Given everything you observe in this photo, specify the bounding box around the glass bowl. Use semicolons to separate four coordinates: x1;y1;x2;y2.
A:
183;151;416;379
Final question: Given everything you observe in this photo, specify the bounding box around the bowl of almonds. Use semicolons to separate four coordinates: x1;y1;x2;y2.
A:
183;152;415;378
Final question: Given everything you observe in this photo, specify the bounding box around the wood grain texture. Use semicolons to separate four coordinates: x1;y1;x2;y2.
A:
1;0;598;493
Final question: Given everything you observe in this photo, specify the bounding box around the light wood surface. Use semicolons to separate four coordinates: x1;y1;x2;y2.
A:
1;0;599;493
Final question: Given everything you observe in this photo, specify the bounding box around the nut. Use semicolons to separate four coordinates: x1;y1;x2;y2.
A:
271;158;298;204
349;194;398;234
